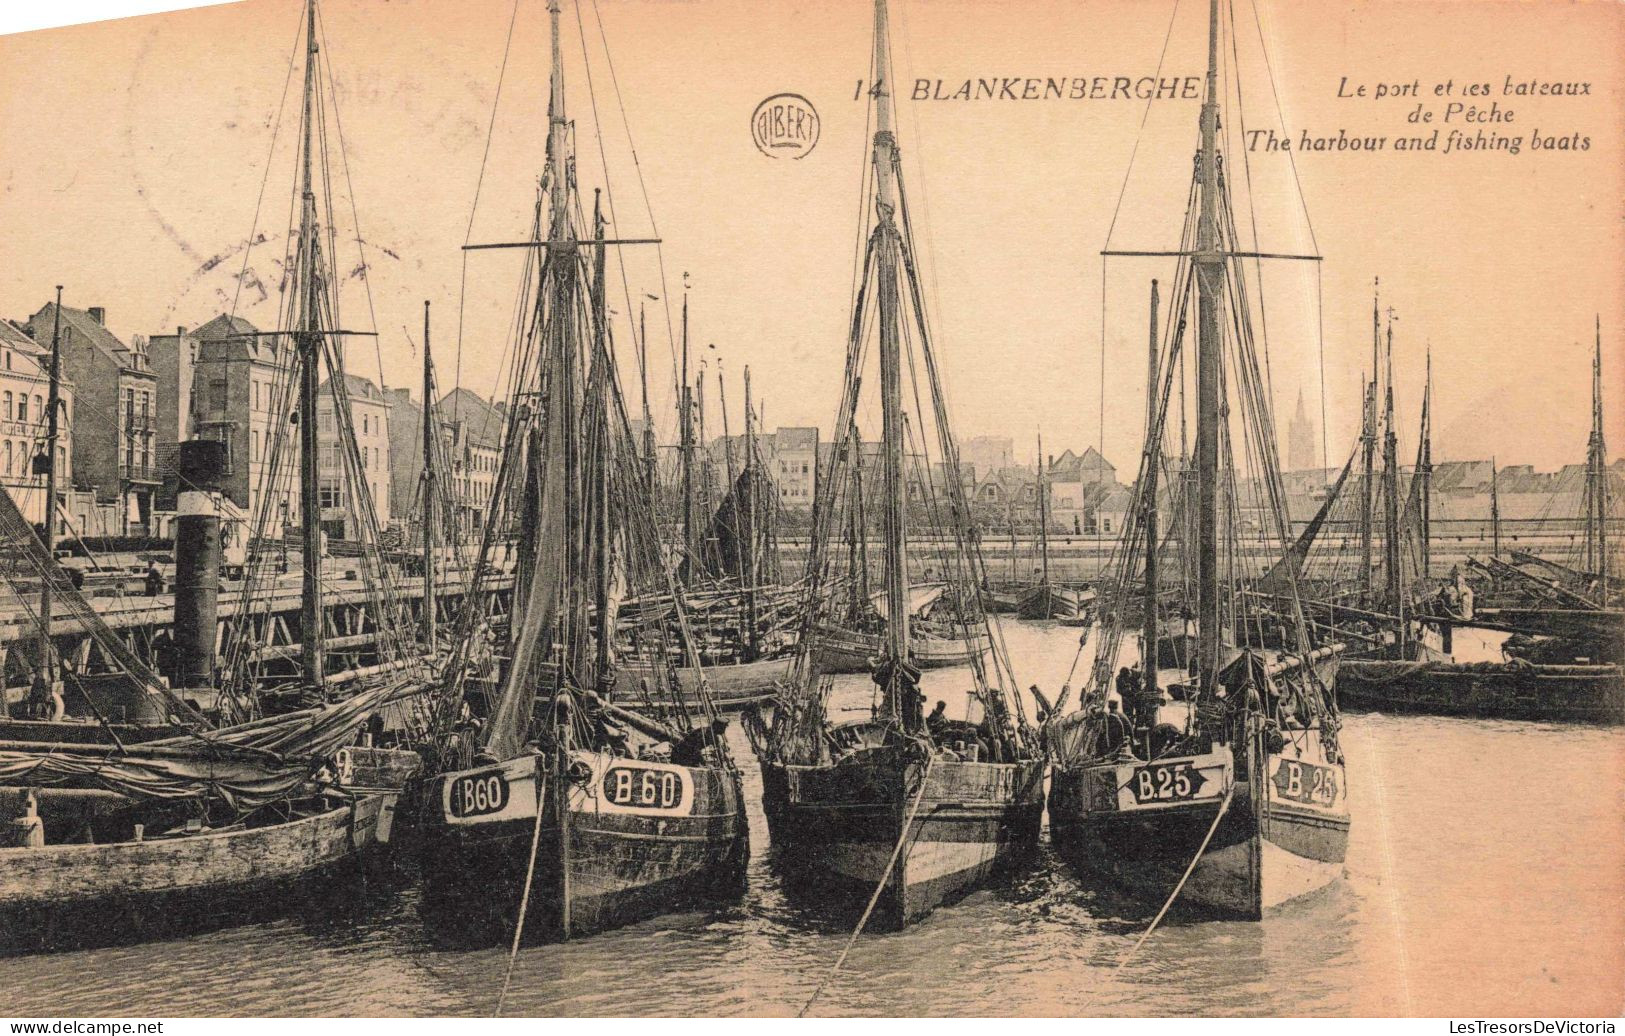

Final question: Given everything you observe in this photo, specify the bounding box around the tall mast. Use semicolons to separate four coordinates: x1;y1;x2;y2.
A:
871;0;912;703
1489;455;1501;558
1420;343;1432;581
847;424;868;622
1193;0;1224;694
1382;315;1402;619
421;300;437;649
679;289;694;577
296;0;325;685
638;302;655;503
1142;279;1160;699
1359;278;1378;605
1590;316;1610;605
35;286;64;700
546;0;585;677
1036;432;1050;587
696;360;710;567
718;361;736;504
592;192;613;691
743;366;760;659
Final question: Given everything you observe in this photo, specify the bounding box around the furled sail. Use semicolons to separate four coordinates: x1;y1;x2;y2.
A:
1257;449;1357;594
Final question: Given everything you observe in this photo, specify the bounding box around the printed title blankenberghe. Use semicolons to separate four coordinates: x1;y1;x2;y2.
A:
854;76;1206;102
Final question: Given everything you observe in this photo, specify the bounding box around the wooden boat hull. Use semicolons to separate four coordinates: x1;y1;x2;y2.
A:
1335;659;1625;724
1049;732;1348;919
418;750;747;944
0;793;398;954
809;625;990;675
760;750;1043;929
1015;583;1085;621
610;654;794;710
980;587;1020;614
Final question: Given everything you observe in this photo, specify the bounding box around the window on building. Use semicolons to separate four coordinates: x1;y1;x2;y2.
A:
319;479;343;508
32;395;41;422
3;441;10;476
126;440;134;476
2;392;11;422
16;396;26;423
251;430;259;462
126;388;135;427
208;380;227;414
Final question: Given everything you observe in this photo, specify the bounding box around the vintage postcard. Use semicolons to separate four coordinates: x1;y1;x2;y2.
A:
0;0;1620;1022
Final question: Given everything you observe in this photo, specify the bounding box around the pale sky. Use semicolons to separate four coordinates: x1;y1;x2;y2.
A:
1;0;1620;473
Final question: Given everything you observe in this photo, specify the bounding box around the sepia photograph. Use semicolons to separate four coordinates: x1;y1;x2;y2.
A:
0;0;1620;1021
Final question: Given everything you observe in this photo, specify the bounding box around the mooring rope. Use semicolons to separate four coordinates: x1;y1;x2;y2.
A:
798;752;936;1018
494;763;549;1018
1115;782;1235;971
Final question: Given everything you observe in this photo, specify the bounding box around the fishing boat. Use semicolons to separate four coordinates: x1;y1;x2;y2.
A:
812;580;990;674
808;621;990;675
747;0;1043;931
1047;0;1349;920
1016;584;1091;622
1016;433;1089;621
0;439;420;956
981;584;1021;614
1333;321;1623;723
655;304;801;701
610;654;792;710
0;0;430;953
0;691;419;954
414;0;746;945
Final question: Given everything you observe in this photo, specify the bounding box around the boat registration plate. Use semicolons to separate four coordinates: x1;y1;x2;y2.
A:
1269;758;1341;808
448;770;511;818
602;765;686;810
1128;761;1211;804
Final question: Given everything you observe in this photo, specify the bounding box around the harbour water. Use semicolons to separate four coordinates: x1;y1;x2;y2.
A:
2;623;1620;1018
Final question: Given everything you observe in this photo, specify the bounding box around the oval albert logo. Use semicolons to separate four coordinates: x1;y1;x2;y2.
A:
751;93;820;159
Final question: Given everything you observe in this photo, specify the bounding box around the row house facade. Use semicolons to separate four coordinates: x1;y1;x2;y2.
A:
316;373;392;541
387;386;504;536
182;314;396;543
187;314;298;534
145;325;198;511
709;425;822;509
0;319;74;526
25;303;158;535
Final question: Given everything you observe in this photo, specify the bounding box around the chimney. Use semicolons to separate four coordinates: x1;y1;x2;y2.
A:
88;307;105;325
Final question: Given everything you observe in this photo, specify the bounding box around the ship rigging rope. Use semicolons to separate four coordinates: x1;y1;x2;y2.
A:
229;11;304;322
584;0;684;427
314;3;387;391
1116;781;1234;971
494;760;548;1018
453;0;521;424
1103;0;1186;249
798;751;936;1018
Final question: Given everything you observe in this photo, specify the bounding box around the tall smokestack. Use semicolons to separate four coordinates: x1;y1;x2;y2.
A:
172;439;226;690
